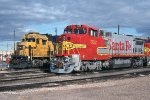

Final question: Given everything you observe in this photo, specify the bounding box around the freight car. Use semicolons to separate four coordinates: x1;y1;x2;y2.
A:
50;24;150;73
11;32;55;68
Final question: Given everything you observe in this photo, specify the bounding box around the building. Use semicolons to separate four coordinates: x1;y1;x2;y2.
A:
0;50;13;62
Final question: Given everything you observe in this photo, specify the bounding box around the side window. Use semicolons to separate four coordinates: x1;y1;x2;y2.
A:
100;30;104;36
36;38;40;44
90;30;94;36
88;30;91;35
27;38;35;42
94;30;98;37
89;29;98;37
135;48;137;53
42;40;47;45
83;29;87;34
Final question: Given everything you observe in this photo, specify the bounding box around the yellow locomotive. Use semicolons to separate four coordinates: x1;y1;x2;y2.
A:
12;32;55;68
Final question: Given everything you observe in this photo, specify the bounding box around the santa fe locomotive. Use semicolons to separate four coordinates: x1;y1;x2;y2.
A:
50;24;150;73
11;32;55;68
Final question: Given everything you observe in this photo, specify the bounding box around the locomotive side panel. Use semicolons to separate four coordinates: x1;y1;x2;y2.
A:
110;34;133;55
99;32;144;56
101;32;144;56
98;32;145;68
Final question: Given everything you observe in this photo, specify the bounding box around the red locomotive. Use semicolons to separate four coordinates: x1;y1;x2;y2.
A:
50;24;150;73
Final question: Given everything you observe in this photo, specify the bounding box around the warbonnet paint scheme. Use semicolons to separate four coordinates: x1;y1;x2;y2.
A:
50;25;150;73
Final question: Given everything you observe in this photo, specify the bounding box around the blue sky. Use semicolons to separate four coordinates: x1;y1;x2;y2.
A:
0;0;150;51
27;21;69;35
103;27;140;36
28;23;140;36
0;23;145;51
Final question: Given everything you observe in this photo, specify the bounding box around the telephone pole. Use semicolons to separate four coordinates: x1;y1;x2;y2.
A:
14;30;16;55
55;27;57;36
118;24;120;35
7;41;8;51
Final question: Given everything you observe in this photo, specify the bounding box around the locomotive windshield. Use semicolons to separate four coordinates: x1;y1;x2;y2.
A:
22;38;35;42
64;28;87;34
64;29;72;34
26;38;35;42
74;29;86;34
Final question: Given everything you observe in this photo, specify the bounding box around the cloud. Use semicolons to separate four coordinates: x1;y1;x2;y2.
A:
0;0;150;43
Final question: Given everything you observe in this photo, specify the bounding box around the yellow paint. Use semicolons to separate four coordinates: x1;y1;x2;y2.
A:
56;41;86;54
97;47;107;49
15;32;54;58
62;41;86;50
145;47;150;53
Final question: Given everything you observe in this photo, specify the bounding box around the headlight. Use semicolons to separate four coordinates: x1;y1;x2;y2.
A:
63;36;66;40
52;58;57;62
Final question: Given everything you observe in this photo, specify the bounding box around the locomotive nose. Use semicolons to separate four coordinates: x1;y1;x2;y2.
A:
57;34;71;43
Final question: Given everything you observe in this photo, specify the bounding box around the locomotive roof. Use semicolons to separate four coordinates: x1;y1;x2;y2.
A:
65;24;99;30
28;32;40;34
22;32;48;40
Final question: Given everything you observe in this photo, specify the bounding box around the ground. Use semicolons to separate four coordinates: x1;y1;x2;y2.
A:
0;75;150;100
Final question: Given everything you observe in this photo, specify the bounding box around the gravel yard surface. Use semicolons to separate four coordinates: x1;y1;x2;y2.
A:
0;75;150;100
1;67;150;88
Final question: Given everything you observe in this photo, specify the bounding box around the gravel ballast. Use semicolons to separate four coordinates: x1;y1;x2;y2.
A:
0;75;150;100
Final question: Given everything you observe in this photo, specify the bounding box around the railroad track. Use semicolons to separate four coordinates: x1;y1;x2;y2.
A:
0;68;43;75
0;73;56;83
0;68;56;82
0;68;48;78
0;66;143;82
0;67;150;92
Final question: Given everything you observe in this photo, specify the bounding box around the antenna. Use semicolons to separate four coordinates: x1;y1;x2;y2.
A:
54;27;58;56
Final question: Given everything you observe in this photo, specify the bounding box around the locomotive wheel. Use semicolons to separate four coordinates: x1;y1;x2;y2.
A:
86;63;97;71
80;64;88;71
